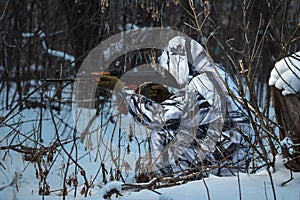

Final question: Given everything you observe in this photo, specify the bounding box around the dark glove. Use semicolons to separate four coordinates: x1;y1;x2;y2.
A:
97;75;125;92
136;83;172;103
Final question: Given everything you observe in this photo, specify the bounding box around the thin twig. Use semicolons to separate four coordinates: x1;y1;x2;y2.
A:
237;172;242;200
0;0;10;21
202;177;211;200
49;107;90;197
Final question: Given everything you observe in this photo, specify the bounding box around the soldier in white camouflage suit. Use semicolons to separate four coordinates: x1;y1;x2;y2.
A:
98;36;252;177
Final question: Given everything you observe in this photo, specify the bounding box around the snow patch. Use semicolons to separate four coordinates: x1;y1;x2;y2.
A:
22;31;75;65
280;137;295;155
97;181;123;200
159;194;174;200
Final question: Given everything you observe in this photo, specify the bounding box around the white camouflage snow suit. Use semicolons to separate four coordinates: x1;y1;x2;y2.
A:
122;36;251;176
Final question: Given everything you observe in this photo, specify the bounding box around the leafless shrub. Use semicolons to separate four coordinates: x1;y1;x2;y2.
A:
1;0;300;199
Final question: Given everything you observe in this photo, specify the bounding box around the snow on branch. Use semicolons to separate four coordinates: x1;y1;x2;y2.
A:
280;137;295;155
22;31;75;66
98;181;123;199
268;52;300;96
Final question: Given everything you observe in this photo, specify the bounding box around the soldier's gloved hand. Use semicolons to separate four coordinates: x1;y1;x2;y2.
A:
136;83;172;103
97;75;125;92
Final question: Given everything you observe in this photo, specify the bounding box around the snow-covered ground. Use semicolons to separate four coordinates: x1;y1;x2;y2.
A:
1;58;300;200
121;159;300;200
1;101;300;200
1;150;300;200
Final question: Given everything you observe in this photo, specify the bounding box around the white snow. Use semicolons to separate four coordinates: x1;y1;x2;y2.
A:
280;137;295;155
159;194;174;200
22;31;75;65
1;67;300;200
1;106;300;200
268;52;300;95
120;157;300;200
46;49;75;63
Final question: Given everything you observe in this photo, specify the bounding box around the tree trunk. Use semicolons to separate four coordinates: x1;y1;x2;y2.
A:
271;86;300;171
